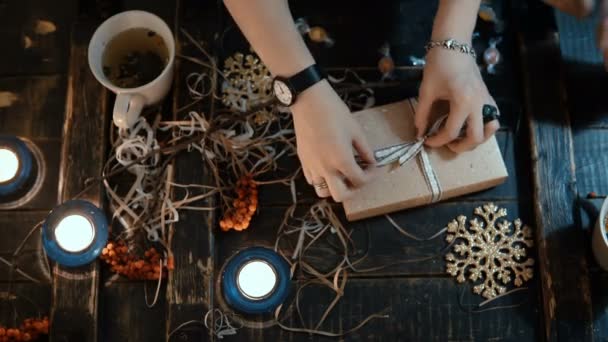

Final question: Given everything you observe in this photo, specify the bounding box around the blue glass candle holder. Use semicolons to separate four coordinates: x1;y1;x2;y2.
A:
42;200;109;267
222;247;291;314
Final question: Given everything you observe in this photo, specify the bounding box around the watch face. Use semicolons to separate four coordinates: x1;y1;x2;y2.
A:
273;79;293;106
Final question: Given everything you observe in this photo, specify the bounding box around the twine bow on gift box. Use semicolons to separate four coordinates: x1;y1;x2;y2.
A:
357;115;448;203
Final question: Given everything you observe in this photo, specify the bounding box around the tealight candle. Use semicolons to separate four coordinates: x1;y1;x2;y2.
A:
0;136;36;201
0;148;19;183
54;215;96;253
237;260;277;300
222;247;290;314
42;200;108;267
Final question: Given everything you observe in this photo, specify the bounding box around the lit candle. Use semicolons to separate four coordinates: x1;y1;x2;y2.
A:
222;247;290;314
0;136;36;200
0;148;19;183
237;260;277;300
54;215;96;253
42;200;108;267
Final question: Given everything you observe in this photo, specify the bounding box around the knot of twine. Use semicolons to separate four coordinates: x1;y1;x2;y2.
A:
373;114;447;203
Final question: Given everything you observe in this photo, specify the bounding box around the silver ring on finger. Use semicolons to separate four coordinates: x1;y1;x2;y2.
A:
313;180;329;191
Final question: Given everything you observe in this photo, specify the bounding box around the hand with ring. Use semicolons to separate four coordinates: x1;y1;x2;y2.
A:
416;46;500;153
292;79;378;202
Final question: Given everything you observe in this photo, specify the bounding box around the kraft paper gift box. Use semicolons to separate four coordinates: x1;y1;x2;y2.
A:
343;99;508;221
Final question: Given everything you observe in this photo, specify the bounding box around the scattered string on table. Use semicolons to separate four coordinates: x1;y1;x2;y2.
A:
167;309;242;340
458;285;529;314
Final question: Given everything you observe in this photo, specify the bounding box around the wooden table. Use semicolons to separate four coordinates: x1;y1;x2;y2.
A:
1;0;607;341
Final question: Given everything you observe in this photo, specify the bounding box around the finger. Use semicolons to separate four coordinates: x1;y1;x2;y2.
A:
352;131;376;165
325;173;353;203
311;173;330;198
339;159;368;188
302;167;313;185
482;98;500;139
415;87;434;138
425;101;469;147
447;111;484;153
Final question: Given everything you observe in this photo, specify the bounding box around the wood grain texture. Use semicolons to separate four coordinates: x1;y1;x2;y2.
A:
99;282;167;342
0;76;66;138
50;22;109;342
0;211;50;283
89;2;177;341
216;201;531;277
166;3;218;340
217;277;539;342
574;129;608;197
0;0;78;75
0;283;51;326
520;27;593;341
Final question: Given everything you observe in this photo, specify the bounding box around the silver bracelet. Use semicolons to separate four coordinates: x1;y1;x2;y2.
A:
425;39;477;59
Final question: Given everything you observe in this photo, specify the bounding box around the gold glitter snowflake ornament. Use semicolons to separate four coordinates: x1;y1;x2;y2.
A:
221;52;274;123
445;203;534;299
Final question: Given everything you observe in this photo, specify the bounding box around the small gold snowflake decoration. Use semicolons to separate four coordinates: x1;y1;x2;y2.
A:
221;52;274;124
445;203;535;299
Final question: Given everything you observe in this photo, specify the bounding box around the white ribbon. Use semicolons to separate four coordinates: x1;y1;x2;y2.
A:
373;99;444;203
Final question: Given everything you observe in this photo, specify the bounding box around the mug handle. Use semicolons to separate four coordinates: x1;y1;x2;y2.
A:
113;94;145;129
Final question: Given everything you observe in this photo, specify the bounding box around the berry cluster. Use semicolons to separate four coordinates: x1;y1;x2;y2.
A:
219;175;258;232
0;317;49;341
100;241;167;280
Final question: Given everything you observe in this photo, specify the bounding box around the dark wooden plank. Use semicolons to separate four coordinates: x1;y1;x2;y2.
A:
520;20;593;342
99;282;167;342
217;200;531;278
0;212;48;255
0;0;78;75
91;2;177;342
551;1;608;129
49;22;109;342
0;211;51;283
0;76;66;139
0;283;51;326
166;3;218;340
574;128;608;196
215;277;539;342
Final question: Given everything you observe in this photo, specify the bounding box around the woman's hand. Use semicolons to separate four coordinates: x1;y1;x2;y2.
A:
415;47;500;153
291;79;377;202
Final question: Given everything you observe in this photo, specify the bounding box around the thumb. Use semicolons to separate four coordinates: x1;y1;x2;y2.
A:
414;90;434;138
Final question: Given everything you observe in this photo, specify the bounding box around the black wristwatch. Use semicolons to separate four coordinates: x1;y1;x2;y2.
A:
272;64;325;107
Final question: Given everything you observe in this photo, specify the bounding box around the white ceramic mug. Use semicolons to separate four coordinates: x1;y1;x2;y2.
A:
88;10;175;129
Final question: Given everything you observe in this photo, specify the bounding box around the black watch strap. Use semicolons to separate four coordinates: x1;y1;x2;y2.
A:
289;64;325;94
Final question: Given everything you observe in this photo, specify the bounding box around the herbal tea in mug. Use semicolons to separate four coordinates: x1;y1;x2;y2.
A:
102;27;169;89
89;10;175;129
